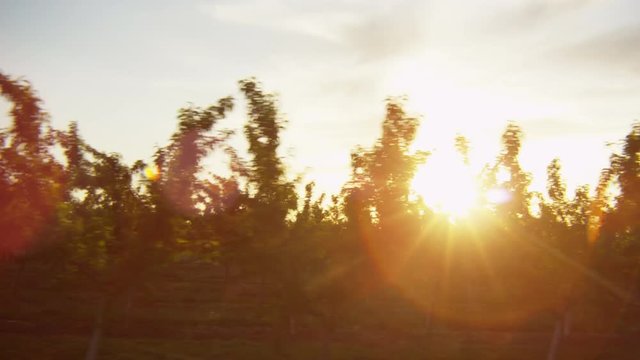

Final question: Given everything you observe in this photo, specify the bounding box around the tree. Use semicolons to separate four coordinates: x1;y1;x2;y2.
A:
238;78;298;353
593;123;640;332
341;98;432;334
544;158;568;225
539;158;583;343
364;100;426;233
609;123;640;239
0;72;63;259
164;98;234;214
455;133;471;165
495;122;532;221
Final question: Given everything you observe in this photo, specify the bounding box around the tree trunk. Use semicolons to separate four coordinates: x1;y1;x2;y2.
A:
547;319;563;360
424;302;433;332
85;298;106;360
10;258;26;311
272;314;288;359
123;286;135;329
562;308;572;337
320;312;334;360
10;257;26;292
288;314;296;336
223;262;230;286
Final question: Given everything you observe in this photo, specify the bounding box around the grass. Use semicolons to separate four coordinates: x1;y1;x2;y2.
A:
2;262;639;359
2;331;638;359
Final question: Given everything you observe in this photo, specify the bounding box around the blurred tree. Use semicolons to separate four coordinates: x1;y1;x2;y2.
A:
455;133;471;165
3;71;640;356
496;122;532;221
544;158;568;225
165;98;234;214
238;78;298;353
609;123;640;241
596;123;640;328
0;72;63;259
342;98;431;333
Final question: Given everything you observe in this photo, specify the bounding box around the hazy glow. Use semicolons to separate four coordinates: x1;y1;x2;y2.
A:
412;148;478;219
144;165;160;181
0;0;636;200
485;188;512;205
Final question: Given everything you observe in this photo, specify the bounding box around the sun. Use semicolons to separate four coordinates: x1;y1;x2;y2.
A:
144;164;160;181
411;150;479;220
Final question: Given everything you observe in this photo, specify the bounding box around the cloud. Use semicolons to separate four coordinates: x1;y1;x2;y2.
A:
200;0;429;63
561;26;640;74
522;118;619;138
340;0;430;62
200;0;358;42
488;0;602;31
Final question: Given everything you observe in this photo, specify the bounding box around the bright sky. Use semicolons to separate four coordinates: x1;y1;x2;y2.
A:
1;0;639;203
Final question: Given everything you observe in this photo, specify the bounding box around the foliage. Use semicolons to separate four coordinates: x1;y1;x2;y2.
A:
1;71;639;359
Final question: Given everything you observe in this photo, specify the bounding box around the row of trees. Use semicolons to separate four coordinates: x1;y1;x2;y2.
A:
1;71;639;357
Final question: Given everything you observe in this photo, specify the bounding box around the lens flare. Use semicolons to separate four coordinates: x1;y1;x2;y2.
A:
485;188;511;204
412;150;478;220
144;164;160;181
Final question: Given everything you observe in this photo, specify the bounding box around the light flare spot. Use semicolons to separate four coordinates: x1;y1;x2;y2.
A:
144;164;160;181
486;188;511;204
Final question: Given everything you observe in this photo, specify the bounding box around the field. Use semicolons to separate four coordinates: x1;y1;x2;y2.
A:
2;261;638;359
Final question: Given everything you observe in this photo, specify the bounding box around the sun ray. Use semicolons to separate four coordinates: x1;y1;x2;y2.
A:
412;148;479;221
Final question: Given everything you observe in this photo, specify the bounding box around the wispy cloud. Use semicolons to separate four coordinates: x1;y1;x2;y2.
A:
341;0;430;62
199;0;358;42
562;26;640;74
200;0;429;62
488;0;603;30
